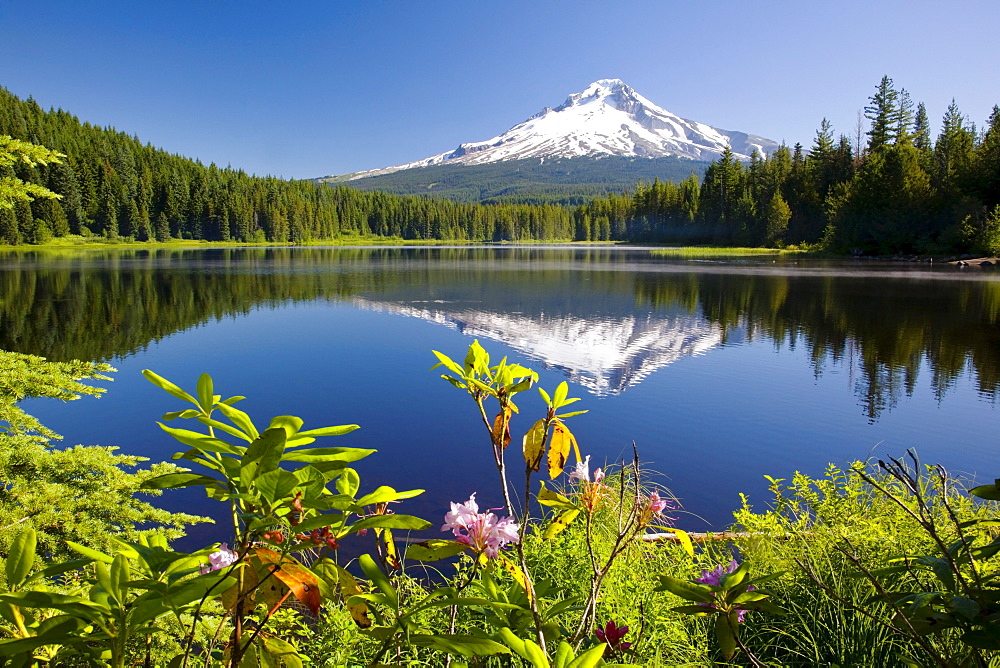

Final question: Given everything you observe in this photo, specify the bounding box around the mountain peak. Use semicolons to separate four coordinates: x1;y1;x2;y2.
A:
343;80;778;179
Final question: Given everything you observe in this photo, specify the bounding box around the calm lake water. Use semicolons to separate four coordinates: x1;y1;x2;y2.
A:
5;245;1000;547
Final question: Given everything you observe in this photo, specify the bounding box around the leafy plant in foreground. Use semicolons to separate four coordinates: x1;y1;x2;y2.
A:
798;452;1000;667
139;370;431;666
0;528;233;667
656;559;784;666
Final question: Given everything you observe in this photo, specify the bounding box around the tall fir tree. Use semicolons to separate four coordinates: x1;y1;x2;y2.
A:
865;75;899;152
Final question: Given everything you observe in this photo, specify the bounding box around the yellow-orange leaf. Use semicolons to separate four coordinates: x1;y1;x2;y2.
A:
544;509;580;539
522;419;546;471
497;552;534;603
221;561;259;611
378;527;401;571
548;422;575;479
253;547;322;615
492;408;512;449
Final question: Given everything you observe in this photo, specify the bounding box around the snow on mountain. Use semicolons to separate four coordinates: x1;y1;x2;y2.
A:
344;79;778;180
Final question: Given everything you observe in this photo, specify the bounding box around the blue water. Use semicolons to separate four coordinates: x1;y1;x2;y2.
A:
10;246;999;548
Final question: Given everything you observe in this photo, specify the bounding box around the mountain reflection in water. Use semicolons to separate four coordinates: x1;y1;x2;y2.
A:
352;298;729;396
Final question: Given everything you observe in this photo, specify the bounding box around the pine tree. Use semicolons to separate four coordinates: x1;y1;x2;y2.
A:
764;191;791;245
912;102;934;170
934;100;976;196
894;89;914;146
974;106;1000;209
154;210;170;242
865;75;899;152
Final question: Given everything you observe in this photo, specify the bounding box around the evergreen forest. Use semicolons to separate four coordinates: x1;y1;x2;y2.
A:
577;76;1000;254
0;88;575;244
2;76;999;255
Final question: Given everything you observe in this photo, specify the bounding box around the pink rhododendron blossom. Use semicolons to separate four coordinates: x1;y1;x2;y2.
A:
638;490;678;525
200;543;238;574
569;456;611;512
648;491;668;514
594;620;632;653
441;494;520;558
569;455;592;483
695;559;753;622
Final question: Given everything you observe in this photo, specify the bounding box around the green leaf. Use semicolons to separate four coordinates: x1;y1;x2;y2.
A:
109;553;130;605
970;483;1000;501
197;416;253;441
498;627;549;667
216;402;260;440
961;628;1000;650
537;387;552;407
0;591;107;622
196;373;214;412
671;604;713;615
163;409;202;421
356;485;424;506
281;446;375;463
140;472;225;491
66;541;113;564
748;599;786;615
5;528;36;588
405;539;469;561
241;427;287;485
409;633;511;657
255;469;300;505
349;514;431;534
653;576;715;603
716;614;738;661
157;423;243;454
268;415;304;438
567;643;608;668
336;468;361;497
553;641;574;668
143;369;198;406
951;596;980;621
552;382;568;407
359;554;397;608
296;424;361;438
431;350;465;376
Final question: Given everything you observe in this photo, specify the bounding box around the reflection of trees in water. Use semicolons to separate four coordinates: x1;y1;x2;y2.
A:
2;247;998;420
634;272;1000;419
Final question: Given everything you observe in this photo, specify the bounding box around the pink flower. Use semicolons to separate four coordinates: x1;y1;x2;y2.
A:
638;490;677;525
594;620;632;654
200;543;238;574
441;494;520;558
593;467;605;483
648;491;667;514
569;456;592;483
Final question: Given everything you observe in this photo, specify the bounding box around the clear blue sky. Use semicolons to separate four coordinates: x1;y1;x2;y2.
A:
2;0;997;179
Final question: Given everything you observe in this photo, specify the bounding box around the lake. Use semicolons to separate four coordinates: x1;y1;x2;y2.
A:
5;245;1000;547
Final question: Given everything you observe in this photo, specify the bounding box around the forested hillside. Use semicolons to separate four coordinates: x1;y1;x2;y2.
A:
575;77;1000;254
320;155;711;205
0;88;574;244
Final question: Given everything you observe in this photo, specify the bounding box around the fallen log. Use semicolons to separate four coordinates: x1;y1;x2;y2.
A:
642;531;791;543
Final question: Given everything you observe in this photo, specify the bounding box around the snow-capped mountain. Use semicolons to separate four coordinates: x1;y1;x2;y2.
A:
343;79;777;180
